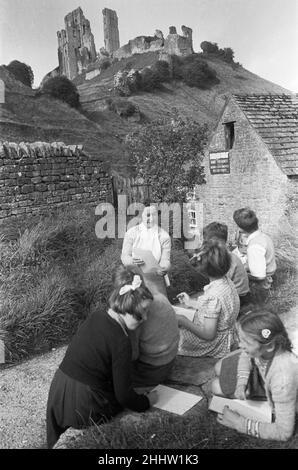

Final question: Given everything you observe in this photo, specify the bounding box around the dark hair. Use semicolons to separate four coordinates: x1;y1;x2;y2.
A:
239;310;292;353
203;222;228;242
195;239;231;278
233;208;259;233
109;265;153;320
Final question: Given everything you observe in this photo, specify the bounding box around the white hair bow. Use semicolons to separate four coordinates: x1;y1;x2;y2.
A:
119;275;142;296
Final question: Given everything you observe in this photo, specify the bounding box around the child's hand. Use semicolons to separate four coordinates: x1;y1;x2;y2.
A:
234;385;247;400
177;292;190;305
217;406;245;432
156;267;167;276
147;390;158;406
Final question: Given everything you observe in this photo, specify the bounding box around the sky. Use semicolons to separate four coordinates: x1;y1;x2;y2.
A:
0;0;297;91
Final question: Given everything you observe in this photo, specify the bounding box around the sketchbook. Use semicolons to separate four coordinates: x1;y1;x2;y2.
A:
152;385;203;415
209;395;272;423
172;305;197;322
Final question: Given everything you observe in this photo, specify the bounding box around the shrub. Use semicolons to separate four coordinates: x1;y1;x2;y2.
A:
140;67;161;91
153;61;171;82
41;76;80;108
182;58;219;89
108;99;138;117
100;59;111;70
200;41;219;54
6;60;34;87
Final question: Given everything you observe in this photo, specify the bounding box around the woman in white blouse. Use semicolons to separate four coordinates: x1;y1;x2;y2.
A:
121;204;171;294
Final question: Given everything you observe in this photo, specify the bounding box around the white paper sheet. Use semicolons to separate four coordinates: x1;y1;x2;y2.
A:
133;247;160;274
152;385;203;415
209;395;272;423
172;305;197;322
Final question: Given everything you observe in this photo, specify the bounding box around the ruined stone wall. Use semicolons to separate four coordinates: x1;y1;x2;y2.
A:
0;142;112;220
113;26;193;60
102;8;120;54
196;99;289;239
57;7;97;80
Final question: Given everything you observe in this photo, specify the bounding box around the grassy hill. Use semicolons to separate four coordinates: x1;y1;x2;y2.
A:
0;66;128;174
0;54;292;176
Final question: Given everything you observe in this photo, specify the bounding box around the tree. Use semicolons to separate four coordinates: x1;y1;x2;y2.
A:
222;47;234;63
6;60;34;87
126;111;207;203
41;76;80;108
200;41;219;54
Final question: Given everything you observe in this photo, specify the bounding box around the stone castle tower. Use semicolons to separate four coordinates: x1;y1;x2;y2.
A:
57;7;97;80
102;8;120;54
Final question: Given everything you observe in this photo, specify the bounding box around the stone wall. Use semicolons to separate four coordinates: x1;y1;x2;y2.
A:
0;142;112;220
196;99;290;239
102;8;120;54
114;26;193;60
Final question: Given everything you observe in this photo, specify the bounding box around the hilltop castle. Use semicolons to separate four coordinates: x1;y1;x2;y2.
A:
45;6;194;82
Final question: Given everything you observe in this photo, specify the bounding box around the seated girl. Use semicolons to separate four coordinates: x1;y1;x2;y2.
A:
211;310;298;441
124;269;179;387
46;266;157;449
176;239;240;358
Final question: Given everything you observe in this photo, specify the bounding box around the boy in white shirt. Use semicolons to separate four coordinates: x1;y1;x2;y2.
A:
233;208;276;304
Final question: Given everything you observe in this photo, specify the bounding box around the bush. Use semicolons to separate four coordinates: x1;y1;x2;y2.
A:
100;59;111;70
108;99;138;117
200;41;219;54
41;76;80;108
140;67;161;91
200;42;235;64
182;58;219;89
6;60;34;87
153;60;171;83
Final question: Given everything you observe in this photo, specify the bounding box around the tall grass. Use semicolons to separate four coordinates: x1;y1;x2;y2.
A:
0;208;114;364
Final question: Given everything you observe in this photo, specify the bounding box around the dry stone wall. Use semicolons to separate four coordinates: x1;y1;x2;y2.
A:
0;142;112;220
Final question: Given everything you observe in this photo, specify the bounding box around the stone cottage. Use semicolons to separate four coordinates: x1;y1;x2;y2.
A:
196;94;298;239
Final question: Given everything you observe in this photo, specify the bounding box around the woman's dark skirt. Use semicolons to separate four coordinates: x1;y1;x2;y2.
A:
46;369;121;449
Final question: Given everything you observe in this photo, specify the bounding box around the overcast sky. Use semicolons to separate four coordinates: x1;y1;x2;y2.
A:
0;0;297;91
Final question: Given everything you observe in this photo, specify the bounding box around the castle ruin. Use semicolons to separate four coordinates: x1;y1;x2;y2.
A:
53;6;193;83
102;8;120;54
57;7;97;80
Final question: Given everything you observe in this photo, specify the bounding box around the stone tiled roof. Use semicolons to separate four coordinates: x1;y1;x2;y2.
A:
233;94;298;176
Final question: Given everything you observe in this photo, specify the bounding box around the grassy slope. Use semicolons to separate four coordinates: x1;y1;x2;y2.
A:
0;54;292;177
0;66;128;174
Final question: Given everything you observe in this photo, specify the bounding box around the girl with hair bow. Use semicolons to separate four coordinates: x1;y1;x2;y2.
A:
46;266;157;449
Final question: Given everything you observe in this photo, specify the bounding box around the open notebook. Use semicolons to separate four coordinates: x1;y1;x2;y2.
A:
209;395;272;423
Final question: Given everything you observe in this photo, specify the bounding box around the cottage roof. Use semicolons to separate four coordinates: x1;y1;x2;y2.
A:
233;94;298;176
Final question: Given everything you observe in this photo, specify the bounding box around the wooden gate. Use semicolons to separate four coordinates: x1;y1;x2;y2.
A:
111;175;152;207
